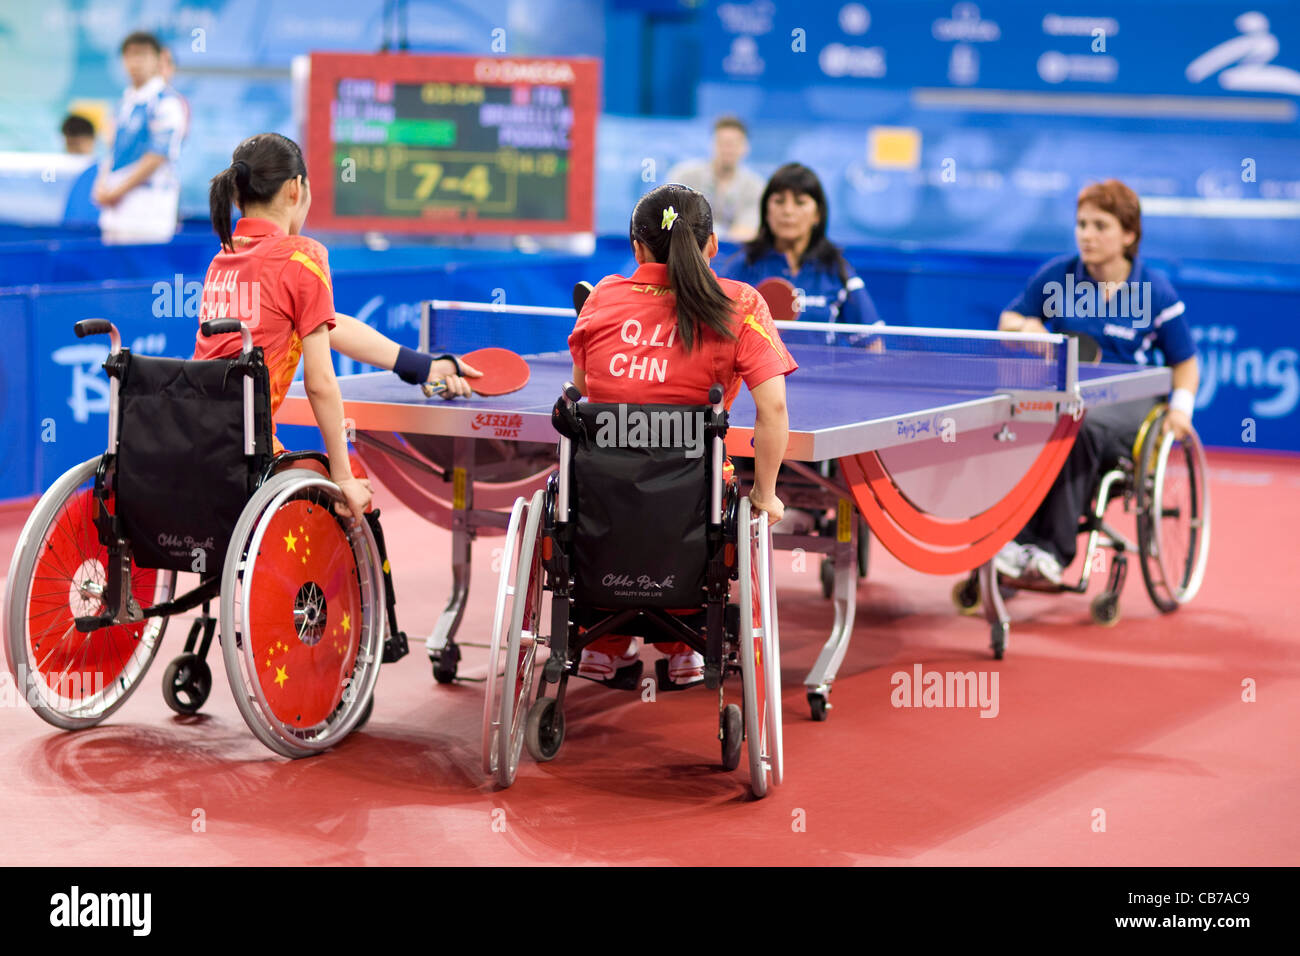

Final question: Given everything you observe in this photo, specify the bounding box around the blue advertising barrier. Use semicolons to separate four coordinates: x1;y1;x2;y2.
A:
2;243;1296;503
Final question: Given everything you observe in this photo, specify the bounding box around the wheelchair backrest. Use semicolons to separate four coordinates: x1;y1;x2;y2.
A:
565;401;724;609
110;349;272;573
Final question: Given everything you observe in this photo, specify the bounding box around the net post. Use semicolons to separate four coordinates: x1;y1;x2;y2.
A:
419;300;431;353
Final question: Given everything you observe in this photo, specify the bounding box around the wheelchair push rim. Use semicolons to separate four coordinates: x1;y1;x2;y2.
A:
221;470;385;758
493;488;546;788
1137;416;1211;611
4;457;175;729
737;496;780;798
482;494;528;777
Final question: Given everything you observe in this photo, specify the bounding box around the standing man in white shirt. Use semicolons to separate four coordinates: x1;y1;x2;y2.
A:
93;31;186;244
667;116;765;243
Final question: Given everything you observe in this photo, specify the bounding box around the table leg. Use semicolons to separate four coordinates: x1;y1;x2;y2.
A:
428;437;474;682
978;559;1010;659
803;498;858;721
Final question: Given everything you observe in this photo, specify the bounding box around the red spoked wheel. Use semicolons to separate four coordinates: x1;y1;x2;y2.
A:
4;458;175;729
220;469;384;758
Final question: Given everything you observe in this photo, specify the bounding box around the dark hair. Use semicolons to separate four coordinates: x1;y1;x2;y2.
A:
120;31;162;55
209;133;308;252
743;162;849;284
1077;178;1142;259
630;184;735;352
713;115;748;138
61;114;95;139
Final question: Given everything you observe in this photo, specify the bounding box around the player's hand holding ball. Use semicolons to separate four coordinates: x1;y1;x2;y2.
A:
427;357;483;399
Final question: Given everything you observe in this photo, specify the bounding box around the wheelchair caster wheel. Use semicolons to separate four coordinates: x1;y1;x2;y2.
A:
720;703;743;771
353;694;374;731
819;558;834;599
952;578;980;615
525;697;565;762
808;692;828;722
1090;592;1121;627
432;643;460;684
991;623;1008;660
162;653;211;716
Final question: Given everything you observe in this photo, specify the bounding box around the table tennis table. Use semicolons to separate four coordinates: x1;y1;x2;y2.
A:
280;301;1170;719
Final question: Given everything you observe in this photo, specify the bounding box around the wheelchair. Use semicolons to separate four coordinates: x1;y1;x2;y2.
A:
952;403;1212;641
481;384;784;797
2;319;409;757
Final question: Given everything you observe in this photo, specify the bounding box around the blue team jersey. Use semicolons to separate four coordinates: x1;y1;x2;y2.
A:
1005;254;1196;367
109;76;185;186
719;247;881;328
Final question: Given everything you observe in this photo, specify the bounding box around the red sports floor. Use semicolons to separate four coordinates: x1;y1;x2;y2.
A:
2;450;1297;866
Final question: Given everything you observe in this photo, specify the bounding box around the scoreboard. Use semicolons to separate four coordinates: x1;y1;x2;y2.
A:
306;52;598;234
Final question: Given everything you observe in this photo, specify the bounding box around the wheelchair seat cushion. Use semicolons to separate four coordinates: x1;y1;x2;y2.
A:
569;402;714;609
114;352;271;572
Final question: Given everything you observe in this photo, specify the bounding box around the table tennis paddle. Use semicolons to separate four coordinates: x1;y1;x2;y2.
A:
756;276;800;321
573;280;593;315
420;347;530;398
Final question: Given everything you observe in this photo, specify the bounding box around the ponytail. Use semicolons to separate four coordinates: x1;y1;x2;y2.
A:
208;133;308;253
630;184;735;352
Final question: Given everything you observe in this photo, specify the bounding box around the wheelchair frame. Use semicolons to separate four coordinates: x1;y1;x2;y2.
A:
954;403;1212;654
481;384;784;797
3;319;410;756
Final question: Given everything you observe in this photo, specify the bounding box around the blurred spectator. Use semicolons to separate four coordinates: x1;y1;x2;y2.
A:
60;114;96;155
159;46;192;141
92;31;185;244
667;116;764;242
61;114;100;229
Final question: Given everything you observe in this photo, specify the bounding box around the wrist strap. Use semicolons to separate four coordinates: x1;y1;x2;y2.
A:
434;353;462;376
395;346;434;385
1169;387;1195;418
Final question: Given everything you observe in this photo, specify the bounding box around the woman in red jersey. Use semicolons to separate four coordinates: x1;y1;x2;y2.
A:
194;133;479;519
569;182;796;683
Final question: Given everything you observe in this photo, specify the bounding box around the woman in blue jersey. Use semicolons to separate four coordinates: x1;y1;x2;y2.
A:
996;179;1200;584
719;162;879;331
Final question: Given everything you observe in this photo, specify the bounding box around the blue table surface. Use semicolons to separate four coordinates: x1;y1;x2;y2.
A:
322;346;1147;435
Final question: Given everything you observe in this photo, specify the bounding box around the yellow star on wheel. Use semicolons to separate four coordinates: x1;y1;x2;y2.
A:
274;666;288;688
340;611;351;635
283;530;298;552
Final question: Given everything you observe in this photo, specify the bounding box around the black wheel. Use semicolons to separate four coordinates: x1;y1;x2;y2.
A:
720;703;743;771
951;577;980;614
353;693;375;731
819;558;834;599
991;623;1008;660
808;692;828;722
162;653;211;716
432;643;460;684
524;696;565;762
857;521;870;578
1090;592;1121;627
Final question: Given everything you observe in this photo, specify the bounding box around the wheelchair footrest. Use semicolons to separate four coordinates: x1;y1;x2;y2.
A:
383;630;410;664
654;657;705;692
575;659;643;691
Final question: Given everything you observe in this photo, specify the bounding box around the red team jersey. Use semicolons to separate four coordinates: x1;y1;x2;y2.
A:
192;217;336;446
569;262;797;406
